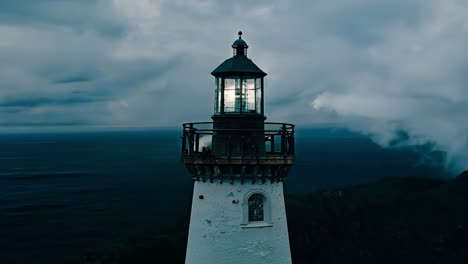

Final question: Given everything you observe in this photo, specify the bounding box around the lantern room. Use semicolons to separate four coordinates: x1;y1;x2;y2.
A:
211;31;267;116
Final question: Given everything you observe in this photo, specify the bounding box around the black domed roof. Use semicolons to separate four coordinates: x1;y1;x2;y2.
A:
212;31;266;77
211;55;266;77
232;37;248;47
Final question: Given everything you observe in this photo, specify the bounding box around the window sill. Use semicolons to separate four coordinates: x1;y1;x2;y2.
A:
241;222;273;228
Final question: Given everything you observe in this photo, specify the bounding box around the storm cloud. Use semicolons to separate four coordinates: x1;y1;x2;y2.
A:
0;0;467;171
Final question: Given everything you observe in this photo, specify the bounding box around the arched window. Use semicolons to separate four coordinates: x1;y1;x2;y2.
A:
248;193;265;222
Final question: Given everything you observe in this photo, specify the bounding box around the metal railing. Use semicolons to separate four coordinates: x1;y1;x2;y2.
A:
181;122;295;158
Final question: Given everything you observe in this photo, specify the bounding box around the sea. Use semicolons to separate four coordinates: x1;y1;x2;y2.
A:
0;128;448;263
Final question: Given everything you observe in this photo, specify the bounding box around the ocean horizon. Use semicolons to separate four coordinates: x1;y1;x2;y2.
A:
0;128;449;263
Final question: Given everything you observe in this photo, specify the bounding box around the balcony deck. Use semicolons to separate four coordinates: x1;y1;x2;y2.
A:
181;122;295;181
181;122;295;163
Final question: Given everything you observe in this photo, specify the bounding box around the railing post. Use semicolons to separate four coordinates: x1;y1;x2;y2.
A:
281;124;287;155
182;128;187;154
195;133;200;153
189;124;194;155
270;135;275;153
290;126;295;155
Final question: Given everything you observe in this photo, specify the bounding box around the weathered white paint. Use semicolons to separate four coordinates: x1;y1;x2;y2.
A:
185;180;292;264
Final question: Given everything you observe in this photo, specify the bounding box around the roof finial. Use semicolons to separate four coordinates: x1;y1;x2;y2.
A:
238;31;243;39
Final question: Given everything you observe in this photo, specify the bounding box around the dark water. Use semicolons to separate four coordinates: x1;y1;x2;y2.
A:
0;128;447;263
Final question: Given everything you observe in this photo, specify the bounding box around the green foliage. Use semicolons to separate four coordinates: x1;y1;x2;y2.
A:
287;172;468;264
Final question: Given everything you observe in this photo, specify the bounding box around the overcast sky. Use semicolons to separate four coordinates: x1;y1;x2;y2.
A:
0;0;467;171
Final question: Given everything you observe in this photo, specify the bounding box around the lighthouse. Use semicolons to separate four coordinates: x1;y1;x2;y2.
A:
181;31;295;264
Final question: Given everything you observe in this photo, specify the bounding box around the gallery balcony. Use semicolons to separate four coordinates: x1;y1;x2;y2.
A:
181;122;295;166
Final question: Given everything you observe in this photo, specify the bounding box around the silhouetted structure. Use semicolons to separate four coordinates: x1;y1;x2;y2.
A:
181;31;295;264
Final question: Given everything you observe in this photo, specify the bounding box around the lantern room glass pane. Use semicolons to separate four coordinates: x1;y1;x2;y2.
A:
255;78;262;114
220;76;262;114
224;78;236;112
214;77;221;114
243;78;256;113
218;78;222;113
235;78;242;111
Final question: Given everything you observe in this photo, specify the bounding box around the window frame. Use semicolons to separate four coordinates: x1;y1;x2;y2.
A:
248;193;265;222
214;76;263;115
241;190;272;228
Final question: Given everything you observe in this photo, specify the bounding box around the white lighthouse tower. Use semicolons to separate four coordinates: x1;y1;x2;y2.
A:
181;31;295;264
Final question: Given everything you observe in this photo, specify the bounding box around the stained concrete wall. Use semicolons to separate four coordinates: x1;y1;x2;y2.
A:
185;180;292;264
